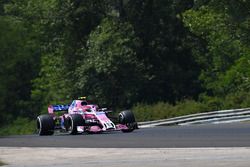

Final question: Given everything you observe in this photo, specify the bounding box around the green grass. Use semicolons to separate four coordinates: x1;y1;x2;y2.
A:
0;160;7;166
241;120;250;124
131;91;250;122
0;117;36;136
132;99;216;122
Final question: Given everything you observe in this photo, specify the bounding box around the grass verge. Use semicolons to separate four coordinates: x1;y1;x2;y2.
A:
132;99;219;122
0;160;7;166
0;117;36;136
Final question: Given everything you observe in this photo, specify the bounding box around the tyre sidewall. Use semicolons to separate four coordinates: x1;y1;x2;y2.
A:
37;114;54;136
67;114;85;135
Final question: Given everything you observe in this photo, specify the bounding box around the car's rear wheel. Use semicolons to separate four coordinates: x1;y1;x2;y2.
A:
66;114;85;135
119;110;137;133
37;115;54;136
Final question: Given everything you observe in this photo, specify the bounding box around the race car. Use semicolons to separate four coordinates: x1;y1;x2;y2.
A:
36;97;138;135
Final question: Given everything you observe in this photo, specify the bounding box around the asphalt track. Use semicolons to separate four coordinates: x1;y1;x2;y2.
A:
1;123;250;148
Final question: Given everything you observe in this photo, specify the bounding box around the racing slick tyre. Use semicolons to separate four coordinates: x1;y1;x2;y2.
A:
67;114;85;135
119;110;137;133
37;114;54;136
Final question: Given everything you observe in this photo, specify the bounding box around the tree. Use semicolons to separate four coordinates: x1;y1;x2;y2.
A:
0;15;40;125
122;0;201;103
183;0;250;102
75;18;143;107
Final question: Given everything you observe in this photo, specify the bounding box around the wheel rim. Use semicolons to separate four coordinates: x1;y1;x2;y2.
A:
68;116;74;133
37;117;42;134
119;114;125;124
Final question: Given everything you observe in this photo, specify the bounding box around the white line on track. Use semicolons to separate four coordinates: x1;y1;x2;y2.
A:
1;147;250;167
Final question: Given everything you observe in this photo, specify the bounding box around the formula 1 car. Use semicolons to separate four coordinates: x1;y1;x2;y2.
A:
36;97;138;135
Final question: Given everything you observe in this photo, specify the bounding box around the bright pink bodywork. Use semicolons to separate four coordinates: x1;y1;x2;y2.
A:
48;100;129;133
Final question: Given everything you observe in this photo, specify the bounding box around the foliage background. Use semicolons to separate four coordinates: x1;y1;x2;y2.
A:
0;0;249;134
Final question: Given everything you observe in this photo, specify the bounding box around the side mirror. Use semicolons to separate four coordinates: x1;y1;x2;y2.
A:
105;110;113;113
99;108;107;111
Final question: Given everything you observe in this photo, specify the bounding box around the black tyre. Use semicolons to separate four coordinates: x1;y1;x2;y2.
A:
119;110;137;133
67;114;85;135
37;115;54;136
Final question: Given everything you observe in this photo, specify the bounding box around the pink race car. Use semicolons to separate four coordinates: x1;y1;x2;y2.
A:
37;97;138;135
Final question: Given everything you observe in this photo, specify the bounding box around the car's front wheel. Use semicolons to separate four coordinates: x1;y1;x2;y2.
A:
119;110;137;133
66;114;85;135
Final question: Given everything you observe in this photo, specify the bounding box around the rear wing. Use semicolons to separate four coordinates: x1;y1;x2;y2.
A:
48;104;70;114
